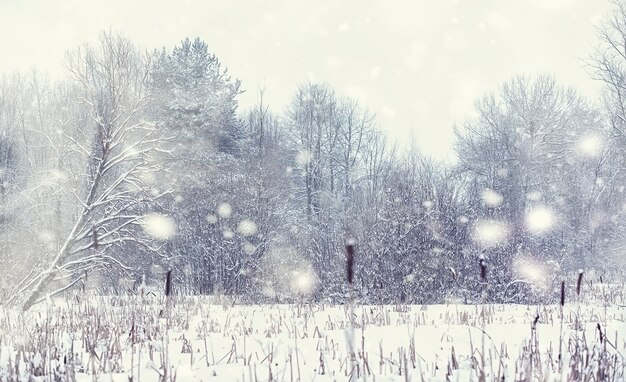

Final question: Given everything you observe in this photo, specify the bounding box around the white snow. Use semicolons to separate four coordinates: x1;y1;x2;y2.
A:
291;270;316;295
577;134;602;157
514;256;548;287
242;242;256;254
237;219;258;236
206;213;218;224
473;219;510;247
140;213;177;240
481;188;504;207
37;230;56;250
525;205;555;234
296;150;312;166
526;190;542;201
3;292;624;382
496;167;508;178
217;202;233;219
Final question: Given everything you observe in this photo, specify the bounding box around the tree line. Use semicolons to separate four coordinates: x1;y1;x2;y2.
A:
2;4;626;308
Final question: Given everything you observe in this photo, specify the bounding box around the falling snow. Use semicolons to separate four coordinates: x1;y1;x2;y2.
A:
237;219;258;236
217;202;233;219
577;134;602;157
473;219;510;247
206;214;218;224
296;150;312;166
1;3;626;381
481;188;504;207
140;213;177;240
525;205;555;234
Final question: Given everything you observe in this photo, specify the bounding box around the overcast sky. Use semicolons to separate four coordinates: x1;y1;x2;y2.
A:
0;0;613;160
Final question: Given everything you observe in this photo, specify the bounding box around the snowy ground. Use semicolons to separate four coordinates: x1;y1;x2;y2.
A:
0;289;625;381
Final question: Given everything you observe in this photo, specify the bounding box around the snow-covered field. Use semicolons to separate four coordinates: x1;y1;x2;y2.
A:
1;286;625;381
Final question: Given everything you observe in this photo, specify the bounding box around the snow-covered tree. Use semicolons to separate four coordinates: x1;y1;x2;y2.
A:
148;37;248;294
589;0;626;270
11;32;170;310
455;76;610;289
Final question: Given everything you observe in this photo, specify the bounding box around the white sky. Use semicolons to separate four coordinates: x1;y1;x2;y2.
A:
0;0;613;160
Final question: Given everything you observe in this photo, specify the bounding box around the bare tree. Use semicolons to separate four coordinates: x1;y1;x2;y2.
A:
13;32;170;310
455;75;609;275
335;98;374;198
590;0;626;145
286;83;339;219
588;0;626;269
